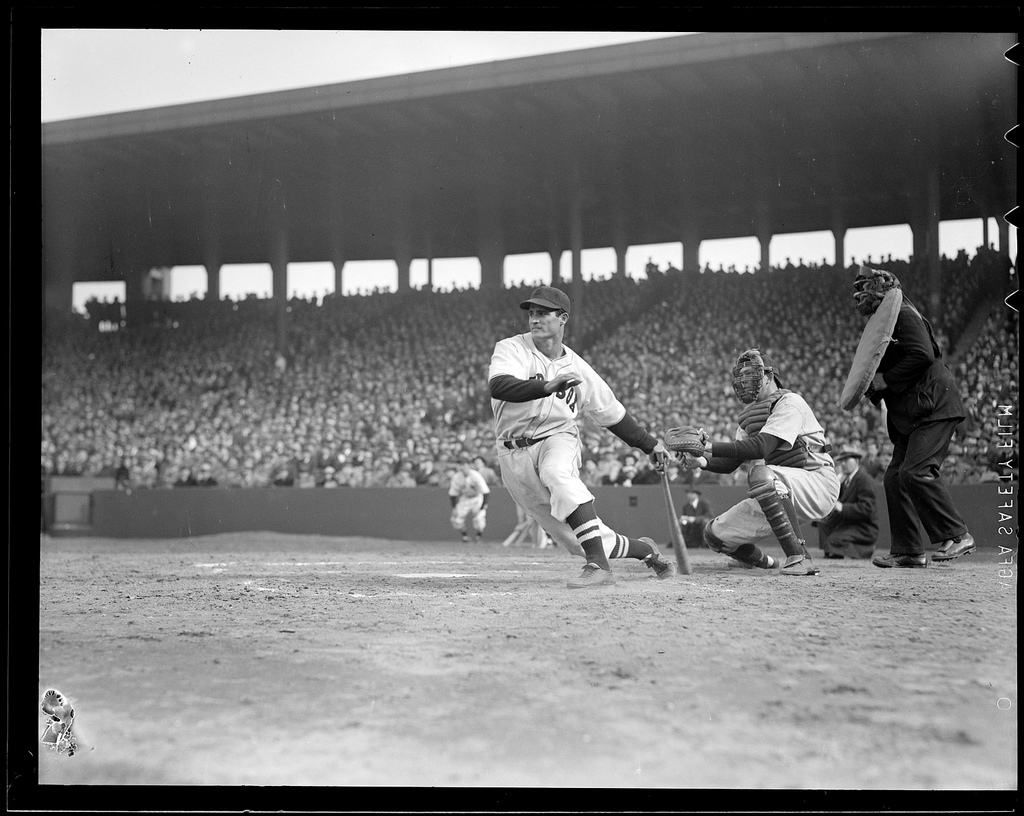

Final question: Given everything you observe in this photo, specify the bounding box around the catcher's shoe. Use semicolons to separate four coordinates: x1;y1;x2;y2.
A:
781;554;820;576
567;563;615;589
638;537;675;579
932;533;976;562
727;554;777;569
872;552;927;568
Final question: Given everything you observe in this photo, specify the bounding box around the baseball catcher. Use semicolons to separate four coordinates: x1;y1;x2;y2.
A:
664;348;841;576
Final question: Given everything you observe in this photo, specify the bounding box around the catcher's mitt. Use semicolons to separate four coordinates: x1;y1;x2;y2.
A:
663;426;710;457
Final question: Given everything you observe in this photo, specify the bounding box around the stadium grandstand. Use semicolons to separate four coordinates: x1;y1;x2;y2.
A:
41;32;1018;506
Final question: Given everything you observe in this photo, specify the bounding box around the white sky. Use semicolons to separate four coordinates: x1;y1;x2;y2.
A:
41;29;1015;310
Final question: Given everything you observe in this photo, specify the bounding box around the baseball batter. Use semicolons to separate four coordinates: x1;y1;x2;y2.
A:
448;453;490;542
677;348;840;576
487;285;673;588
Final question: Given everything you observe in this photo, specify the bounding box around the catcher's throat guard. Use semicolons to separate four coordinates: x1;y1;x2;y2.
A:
732;349;776;404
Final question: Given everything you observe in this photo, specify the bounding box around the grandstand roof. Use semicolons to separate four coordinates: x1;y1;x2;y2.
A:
42;31;1017;283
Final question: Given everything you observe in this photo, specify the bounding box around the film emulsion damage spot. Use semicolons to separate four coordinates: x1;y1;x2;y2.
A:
41;688;79;757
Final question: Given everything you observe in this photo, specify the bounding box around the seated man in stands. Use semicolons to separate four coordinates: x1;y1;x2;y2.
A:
815;445;879;559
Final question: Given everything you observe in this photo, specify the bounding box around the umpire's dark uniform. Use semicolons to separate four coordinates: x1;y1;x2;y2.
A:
869;301;968;556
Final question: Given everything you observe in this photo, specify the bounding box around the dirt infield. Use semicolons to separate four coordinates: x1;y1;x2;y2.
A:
32;532;1016;795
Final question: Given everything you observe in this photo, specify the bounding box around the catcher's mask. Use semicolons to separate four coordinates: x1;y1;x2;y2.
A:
853;265;901;316
732;348;782;404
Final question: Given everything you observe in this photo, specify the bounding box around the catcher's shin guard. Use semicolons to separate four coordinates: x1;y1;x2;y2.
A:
747;464;806;558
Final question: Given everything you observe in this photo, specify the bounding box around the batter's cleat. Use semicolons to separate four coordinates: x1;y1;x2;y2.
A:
567;563;615;589
932;533;976;562
872;552;927;568
638;537;675;579
781;554;820;576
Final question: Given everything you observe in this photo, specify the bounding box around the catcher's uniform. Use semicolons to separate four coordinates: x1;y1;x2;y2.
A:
712;391;840;546
488;332;627;555
448;467;490;536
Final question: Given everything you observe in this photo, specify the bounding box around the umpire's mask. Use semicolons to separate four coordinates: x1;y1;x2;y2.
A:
853;265;901;316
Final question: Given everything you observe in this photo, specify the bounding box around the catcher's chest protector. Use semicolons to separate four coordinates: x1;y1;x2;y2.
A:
737;391;811;470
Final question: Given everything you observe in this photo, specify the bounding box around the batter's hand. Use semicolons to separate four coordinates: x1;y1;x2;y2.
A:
544;374;582;394
648;440;670;473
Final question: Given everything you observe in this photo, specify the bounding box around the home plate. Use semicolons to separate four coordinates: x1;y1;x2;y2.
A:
395;573;476;578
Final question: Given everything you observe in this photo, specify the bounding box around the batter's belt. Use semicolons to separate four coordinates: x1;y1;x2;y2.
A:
500;436;549;450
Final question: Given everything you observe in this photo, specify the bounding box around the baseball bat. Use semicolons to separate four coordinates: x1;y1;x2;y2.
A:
660;471;693;575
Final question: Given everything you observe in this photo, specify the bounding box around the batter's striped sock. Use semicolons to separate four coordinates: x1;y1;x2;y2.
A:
566;502;611;570
621;537;656;560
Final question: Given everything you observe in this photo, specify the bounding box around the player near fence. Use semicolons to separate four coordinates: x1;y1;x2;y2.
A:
487;285;673;588
448;452;490;543
666;348;840;576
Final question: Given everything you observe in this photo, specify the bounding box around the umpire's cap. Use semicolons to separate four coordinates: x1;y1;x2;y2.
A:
520;286;570;314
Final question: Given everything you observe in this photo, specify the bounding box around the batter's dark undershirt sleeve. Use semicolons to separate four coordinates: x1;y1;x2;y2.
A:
489;374;549;402
710;432;783;462
606;411;658;455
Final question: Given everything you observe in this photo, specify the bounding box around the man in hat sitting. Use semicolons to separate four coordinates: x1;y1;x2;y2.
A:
678;488;713;550
815;444;879;559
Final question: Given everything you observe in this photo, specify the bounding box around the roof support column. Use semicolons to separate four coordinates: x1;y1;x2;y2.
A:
332;259;344;298
569;196;584;329
755;222;772;273
682;226;701;273
396;245;412;293
832;226;846;272
548;248;563;286
270;230;289;356
910;168;942;317
479;203;504;289
204;262;221;301
44;231;75;317
614;243;627;278
998;213;1010;255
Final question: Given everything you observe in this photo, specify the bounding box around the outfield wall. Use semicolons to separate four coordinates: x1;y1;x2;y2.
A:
44;481;1017;552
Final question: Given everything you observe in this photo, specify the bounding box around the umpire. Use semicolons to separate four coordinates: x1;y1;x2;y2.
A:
853;266;975;568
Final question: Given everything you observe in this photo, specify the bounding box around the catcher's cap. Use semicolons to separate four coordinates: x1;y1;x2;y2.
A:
520;286;570;314
836;445;865;460
754;352;783;387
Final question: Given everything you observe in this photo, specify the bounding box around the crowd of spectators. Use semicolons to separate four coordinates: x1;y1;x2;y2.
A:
42;247;1017;493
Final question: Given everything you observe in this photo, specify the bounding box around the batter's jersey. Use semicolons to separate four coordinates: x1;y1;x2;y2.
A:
448;468;490;501
736;391;832;470
488;333;626;441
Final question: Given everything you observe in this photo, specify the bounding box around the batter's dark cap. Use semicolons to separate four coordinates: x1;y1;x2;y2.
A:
520;286;570;314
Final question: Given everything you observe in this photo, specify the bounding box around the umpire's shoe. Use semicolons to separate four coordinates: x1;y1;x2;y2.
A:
872;552;927;568
567;563;615;589
932;533;976;562
638;537;675;579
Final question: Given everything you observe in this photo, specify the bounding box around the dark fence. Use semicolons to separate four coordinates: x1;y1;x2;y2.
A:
43;478;1017;552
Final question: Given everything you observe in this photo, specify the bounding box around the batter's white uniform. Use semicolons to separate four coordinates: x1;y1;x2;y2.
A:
712;391;841;545
448;467;490;536
488;332;629;556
